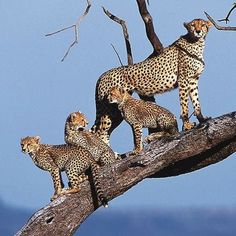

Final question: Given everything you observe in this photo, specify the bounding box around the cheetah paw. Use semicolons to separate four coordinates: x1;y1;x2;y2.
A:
61;187;80;195
50;193;60;202
183;121;196;131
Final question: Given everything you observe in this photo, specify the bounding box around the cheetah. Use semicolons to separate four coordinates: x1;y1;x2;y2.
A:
108;87;179;155
21;136;108;206
93;19;212;145
64;111;121;165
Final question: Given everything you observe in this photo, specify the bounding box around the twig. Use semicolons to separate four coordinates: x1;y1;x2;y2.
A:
111;44;124;67
205;12;236;31
102;6;133;65
46;0;92;62
218;3;236;23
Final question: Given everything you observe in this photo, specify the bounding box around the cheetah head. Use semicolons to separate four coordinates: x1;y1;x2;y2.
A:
67;111;88;131
184;19;213;40
107;87;128;104
21;136;41;154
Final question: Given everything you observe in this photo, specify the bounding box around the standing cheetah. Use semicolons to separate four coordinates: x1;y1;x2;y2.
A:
108;87;179;155
93;19;212;145
64;111;121;165
21;136;108;206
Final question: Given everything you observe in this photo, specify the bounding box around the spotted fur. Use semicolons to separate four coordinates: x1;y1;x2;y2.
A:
108;87;179;155
93;19;212;144
21;136;108;206
64;111;120;165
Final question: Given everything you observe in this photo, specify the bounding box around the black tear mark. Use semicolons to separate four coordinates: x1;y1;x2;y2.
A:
45;216;54;224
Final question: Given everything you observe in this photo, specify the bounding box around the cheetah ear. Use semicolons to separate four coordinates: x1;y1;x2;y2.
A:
118;87;125;95
206;20;213;28
70;112;76;121
183;22;189;30
35;136;41;142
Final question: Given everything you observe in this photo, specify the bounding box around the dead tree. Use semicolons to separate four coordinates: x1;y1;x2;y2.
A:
16;112;236;236
17;1;236;235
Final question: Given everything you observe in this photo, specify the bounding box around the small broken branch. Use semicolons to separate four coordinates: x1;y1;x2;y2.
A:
111;44;124;67
16;112;236;236
205;12;236;31
218;3;236;23
46;0;92;62
136;0;163;57
102;7;133;65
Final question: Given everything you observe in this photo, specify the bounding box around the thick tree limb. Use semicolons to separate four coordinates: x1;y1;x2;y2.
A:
136;0;163;57
46;0;92;61
16;111;236;236
205;12;236;31
102;7;133;65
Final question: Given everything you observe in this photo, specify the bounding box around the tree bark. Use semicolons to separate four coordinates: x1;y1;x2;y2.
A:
136;0;164;57
16;111;236;236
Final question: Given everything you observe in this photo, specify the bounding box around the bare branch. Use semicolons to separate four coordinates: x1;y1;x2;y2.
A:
218;3;236;23
102;6;133;65
16;112;236;235
205;12;236;31
46;0;92;62
111;44;124;67
136;0;163;58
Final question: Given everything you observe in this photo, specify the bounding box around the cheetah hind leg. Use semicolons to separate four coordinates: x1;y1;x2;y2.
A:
61;174;88;195
196;113;211;123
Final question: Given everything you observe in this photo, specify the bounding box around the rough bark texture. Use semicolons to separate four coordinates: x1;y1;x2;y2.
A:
16;111;236;236
136;0;164;57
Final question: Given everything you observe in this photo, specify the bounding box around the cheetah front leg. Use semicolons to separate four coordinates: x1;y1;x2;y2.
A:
138;94;158;135
92;101;123;145
130;123;143;156
178;78;195;131
50;168;63;201
189;78;210;123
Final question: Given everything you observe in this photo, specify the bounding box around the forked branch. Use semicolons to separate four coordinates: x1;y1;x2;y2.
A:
205;12;236;31
46;0;92;61
218;3;236;23
102;7;133;65
16;112;236;236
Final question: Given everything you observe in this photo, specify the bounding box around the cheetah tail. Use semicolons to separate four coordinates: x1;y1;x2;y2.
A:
90;161;108;208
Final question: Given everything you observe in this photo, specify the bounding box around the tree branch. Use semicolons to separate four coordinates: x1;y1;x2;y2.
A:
16;111;236;236
102;7;133;65
218;3;236;23
136;0;163;58
46;0;92;62
205;12;236;31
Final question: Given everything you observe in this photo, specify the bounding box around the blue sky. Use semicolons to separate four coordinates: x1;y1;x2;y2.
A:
1;0;235;210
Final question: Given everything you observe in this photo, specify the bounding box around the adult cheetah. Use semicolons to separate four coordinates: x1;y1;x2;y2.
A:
93;19;212;145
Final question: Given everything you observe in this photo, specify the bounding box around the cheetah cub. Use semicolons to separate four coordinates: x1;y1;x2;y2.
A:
108;87;179;155
65;111;121;165
21;136;108;206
